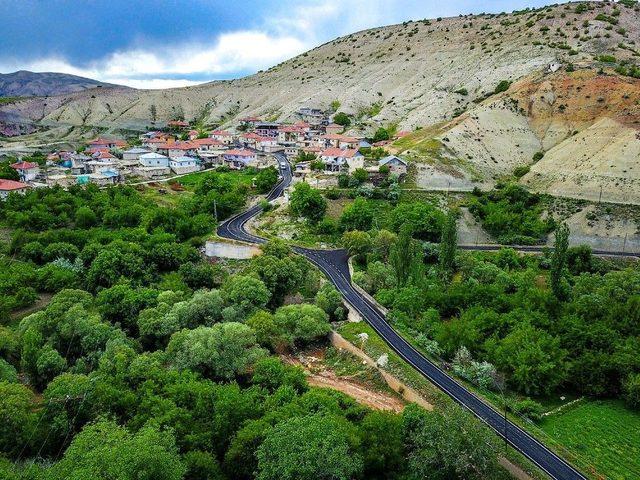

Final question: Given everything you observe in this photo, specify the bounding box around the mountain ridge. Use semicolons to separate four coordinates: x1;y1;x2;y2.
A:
0;70;125;98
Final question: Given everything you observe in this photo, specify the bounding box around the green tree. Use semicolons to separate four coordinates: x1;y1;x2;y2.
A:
272;304;331;349
339;197;373;231
256;166;279;194
222;275;271;315
289;183;327;223
167;323;267;380
333;112;351;127
51;420;186;480
75;206;98;228
624;373;640;410
0;381;36;456
439;210;458;276
0;161;19;181
403;404;499;480
550;223;570;300
372;127;390;143
315;283;344;321
342;230;372;264
389;224;423;287
360;411;404;478
256;414;363;480
491;322;567;395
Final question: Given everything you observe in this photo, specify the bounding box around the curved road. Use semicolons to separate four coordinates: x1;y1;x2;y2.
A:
218;153;587;480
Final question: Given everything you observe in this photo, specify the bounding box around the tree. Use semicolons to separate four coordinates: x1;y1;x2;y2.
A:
256;166;279;194
75;206;98;228
251;356;306;393
550;223;570;300
403;404;499;480
439;210;458;276
222;275;271;315
315;284;344;321
333;112;351;127
289;183;327;223
389;224;423;287
0;381;36;456
0;161;19;181
167;323;267;380
180;262;226;290
339;197;373;231
389;202;445;242
51;420;185;480
342;230;372;264
256;414;363;480
351;168;369;184
372;127;390;143
272;304;331;349
359;411;404;478
491;322;567;396
96;284;158;334
624;373;640;410
250;254;307;306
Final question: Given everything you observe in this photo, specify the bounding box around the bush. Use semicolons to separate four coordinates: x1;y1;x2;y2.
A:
333;112;351;127
494;80;511;94
513;165;530;178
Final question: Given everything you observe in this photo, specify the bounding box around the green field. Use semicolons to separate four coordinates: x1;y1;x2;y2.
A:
539;400;640;479
175;169;256;189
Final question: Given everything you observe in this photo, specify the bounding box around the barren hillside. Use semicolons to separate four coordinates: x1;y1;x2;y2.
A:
1;1;638;134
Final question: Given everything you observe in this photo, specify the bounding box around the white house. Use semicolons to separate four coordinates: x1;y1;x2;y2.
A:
0;179;29;199
319;148;364;173
379;155;408;175
10;161;39;181
139;152;169;167
170;156;200;174
223;149;257;169
135;152;170;179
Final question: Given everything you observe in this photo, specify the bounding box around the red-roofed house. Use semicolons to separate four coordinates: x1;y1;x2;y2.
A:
0;179;29;199
240;132;262;149
11;161;39;181
157;140;199;159
87;138;127;150
319;148;364;173
168;120;189;129
188;130;200;140
315;134;359;150
210;130;234;145
223;149;257;169
325;123;343;135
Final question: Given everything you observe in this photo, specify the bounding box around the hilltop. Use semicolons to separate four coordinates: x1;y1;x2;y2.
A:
0;70;123;97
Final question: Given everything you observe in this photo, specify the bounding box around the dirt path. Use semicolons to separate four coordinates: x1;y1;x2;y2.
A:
306;370;405;412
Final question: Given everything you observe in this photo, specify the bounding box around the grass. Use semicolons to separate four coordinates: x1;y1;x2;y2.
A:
539;400;640;480
174;169;257;189
0;97;23;105
324;346;393;394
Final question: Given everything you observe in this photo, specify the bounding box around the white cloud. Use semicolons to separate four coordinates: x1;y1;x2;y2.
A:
0;30;308;89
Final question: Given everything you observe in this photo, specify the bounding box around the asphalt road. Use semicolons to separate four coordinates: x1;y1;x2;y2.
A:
218;155;588;480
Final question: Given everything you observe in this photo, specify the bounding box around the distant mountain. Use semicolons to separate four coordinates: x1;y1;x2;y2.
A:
0;70;125;97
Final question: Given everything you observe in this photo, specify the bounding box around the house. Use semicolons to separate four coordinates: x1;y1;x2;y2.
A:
10;161;40;181
193;138;223;152
255;122;280;138
187;130;199;140
210;130;234;145
167;120;189;129
135;152;171;178
298;107;325;124
257;136;279;152
92;150;117;161
240;132;262;149
0;179;29;199
123;147;151;162
157;140;198;159
239;116;261;126
141;137;168;151
169;156;200;174
46;175;74;188
315;134;359;150
139;152;169;167
319;148;364;173
86;159;118;174
87;137;127;150
325;123;343;135
223;149;257;169
88;170;119;186
379;156;408;175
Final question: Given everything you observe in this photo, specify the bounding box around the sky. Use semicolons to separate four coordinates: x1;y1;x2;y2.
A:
0;0;560;89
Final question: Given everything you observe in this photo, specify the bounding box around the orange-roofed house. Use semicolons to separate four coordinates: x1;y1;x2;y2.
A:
319;148;364;173
11;161;40;181
0;179;30;199
87;138;127;150
325;123;343;135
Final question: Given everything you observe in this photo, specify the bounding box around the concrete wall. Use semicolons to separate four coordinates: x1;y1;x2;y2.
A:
205;241;261;259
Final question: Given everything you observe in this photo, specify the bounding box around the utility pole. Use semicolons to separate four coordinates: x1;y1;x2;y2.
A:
623;232;628;254
214;199;218;223
598;185;603;204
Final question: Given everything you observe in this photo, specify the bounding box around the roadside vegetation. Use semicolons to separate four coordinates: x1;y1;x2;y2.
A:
0;179;518;480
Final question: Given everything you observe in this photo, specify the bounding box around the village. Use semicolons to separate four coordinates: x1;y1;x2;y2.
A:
0;108;409;198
